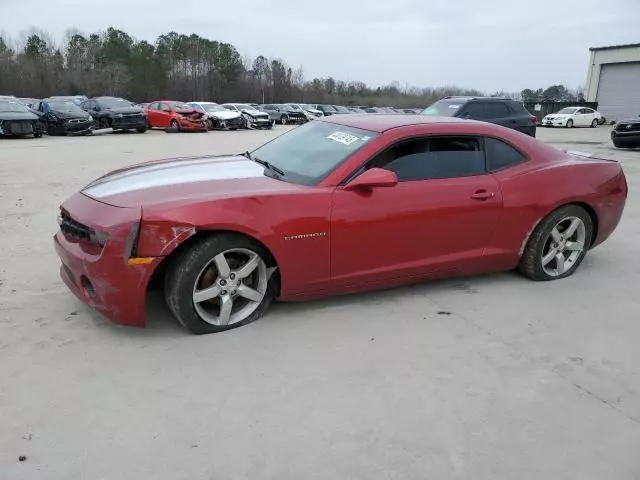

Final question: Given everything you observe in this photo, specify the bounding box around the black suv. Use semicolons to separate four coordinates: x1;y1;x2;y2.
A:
422;96;537;137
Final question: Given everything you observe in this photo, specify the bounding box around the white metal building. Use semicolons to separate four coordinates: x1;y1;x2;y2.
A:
586;43;640;122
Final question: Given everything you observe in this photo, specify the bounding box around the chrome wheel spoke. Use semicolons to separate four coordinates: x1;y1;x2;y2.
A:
555;253;566;274
214;253;231;277
193;285;221;304
235;253;260;279
542;249;557;266
237;284;263;302
550;227;562;243
218;296;233;325
565;241;584;252
564;218;581;238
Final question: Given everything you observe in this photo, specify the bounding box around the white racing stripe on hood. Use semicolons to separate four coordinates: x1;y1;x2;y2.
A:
83;157;264;198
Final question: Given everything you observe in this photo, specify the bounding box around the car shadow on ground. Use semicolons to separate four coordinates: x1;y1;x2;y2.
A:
139;270;528;337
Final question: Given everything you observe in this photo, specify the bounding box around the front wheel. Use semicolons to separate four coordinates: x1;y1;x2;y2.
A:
591;119;598;128
170;119;180;131
165;234;277;334
566;119;574;128
137;126;147;133
280;115;288;125
518;205;592;281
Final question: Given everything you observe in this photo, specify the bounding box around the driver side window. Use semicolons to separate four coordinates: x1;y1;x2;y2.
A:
160;103;171;112
367;136;485;182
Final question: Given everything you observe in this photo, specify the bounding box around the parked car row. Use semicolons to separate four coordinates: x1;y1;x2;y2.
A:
2;93;638;148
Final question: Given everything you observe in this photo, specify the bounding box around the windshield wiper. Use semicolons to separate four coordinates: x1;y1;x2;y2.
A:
243;151;285;177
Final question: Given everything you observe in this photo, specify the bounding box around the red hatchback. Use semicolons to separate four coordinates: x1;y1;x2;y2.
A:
54;115;627;334
144;100;207;131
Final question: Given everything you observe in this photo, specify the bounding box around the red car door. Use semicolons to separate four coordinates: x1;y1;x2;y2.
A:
330;135;503;291
158;102;173;128
145;102;161;127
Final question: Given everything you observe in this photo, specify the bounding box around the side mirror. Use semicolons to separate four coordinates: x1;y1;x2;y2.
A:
345;168;398;190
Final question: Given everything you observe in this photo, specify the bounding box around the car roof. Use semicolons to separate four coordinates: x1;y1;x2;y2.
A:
442;96;514;102
319;113;470;132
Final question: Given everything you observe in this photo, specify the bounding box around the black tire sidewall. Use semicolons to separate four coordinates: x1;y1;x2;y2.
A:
165;234;276;334
518;205;593;281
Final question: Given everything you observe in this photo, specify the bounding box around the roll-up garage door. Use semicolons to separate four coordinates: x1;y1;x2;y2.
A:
596;62;640;122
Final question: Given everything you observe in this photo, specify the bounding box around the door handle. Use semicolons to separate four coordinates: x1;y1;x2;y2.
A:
471;190;495;200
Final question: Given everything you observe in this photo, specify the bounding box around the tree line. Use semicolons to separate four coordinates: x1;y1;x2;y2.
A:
0;27;484;108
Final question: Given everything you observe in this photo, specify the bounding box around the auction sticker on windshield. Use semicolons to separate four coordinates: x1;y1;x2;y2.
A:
327;131;361;146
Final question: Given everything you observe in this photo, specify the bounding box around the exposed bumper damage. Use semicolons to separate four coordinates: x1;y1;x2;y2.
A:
53;193;164;327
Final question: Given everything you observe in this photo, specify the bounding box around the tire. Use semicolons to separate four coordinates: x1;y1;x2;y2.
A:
170;119;180;132
599;117;606;125
99;117;110;129
518;205;593;282
590;119;598;128
136;126;147;133
280;115;288;125
566;119;573;128
164;234;277;334
207;119;215;130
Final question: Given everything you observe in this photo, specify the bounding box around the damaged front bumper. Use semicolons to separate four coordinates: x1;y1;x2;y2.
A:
53;192;161;327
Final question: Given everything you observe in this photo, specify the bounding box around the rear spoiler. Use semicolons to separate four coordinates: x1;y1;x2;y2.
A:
562;150;618;163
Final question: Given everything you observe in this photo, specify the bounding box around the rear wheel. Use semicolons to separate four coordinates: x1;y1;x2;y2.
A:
165;234;277;334
566;119;574;128
518;205;592;281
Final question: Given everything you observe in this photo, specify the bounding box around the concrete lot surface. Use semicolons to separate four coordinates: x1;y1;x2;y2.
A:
1;124;639;479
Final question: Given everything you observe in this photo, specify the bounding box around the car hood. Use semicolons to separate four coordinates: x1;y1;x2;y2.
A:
0;111;39;121
103;106;144;115
82;155;301;208
242;108;269;116
616;117;640;125
50;110;91;120
207;110;241;120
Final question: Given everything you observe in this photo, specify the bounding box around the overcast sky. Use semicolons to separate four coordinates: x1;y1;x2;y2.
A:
2;0;639;92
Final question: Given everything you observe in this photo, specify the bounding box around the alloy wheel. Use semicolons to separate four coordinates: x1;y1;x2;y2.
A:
540;216;586;277
192;248;268;326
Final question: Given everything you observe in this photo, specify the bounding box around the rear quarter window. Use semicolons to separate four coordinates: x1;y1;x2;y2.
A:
485;137;527;171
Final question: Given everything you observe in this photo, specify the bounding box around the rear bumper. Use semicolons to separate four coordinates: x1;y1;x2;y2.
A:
53;193;160;327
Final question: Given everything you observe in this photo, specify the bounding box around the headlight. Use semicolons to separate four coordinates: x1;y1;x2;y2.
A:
115;113;123;118
88;115;93;121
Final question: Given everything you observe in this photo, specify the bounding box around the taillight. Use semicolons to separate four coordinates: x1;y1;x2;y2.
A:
529;115;538;124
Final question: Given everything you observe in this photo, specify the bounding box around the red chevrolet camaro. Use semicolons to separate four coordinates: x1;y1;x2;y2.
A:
144;100;207;132
54;115;627;334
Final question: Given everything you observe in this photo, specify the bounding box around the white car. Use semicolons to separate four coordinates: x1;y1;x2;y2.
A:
189;102;244;130
285;103;323;119
221;103;273;129
541;107;604;128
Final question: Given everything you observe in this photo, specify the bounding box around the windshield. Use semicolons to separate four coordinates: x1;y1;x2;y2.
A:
557;107;579;114
200;103;226;112
234;104;253;110
286;104;302;111
98;98;134;109
334;106;351;113
48;101;85;114
250;121;378;186
0;100;29;112
422;100;463;116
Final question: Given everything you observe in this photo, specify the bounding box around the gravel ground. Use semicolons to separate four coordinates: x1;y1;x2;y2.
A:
1;124;639;479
